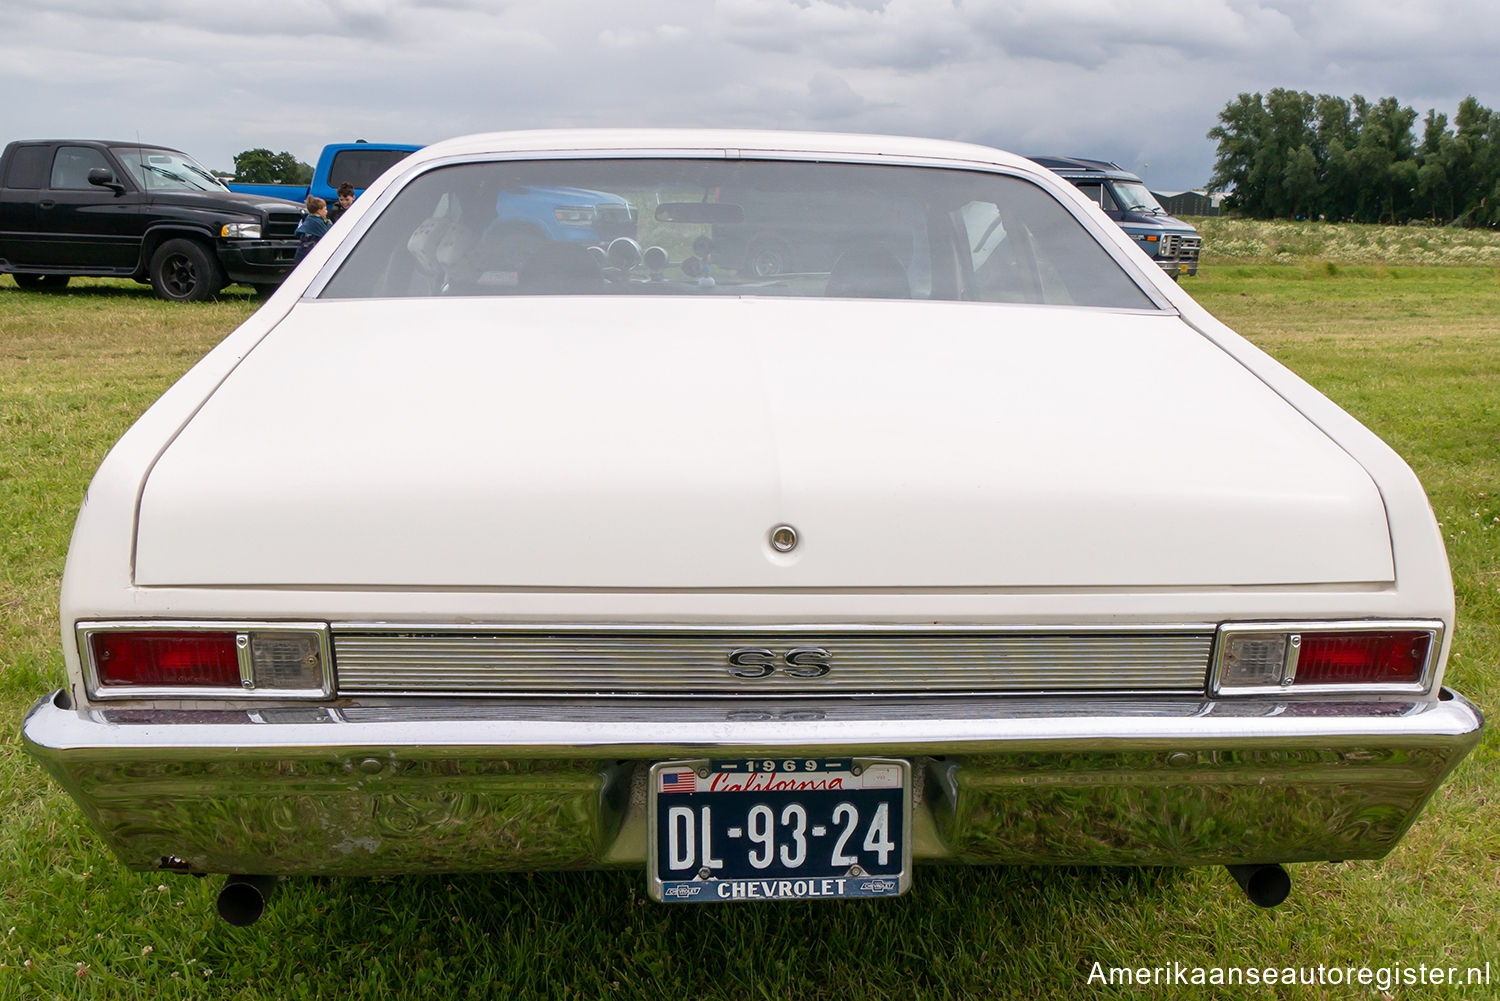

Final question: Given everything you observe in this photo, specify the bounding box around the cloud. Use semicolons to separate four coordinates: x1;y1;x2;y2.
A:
720;0;974;68
599;25;691;49
1;0;1496;189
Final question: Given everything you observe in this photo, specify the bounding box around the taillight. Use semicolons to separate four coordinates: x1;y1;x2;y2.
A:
80;623;330;698
93;631;240;688
1213;622;1439;695
1293;631;1430;687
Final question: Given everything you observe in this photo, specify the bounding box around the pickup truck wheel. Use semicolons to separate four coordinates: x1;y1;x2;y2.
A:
149;239;224;302
12;273;71;291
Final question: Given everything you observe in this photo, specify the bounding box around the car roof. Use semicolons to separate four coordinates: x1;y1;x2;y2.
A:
324;142;424;152
408;129;1041;173
10;140;187;154
1029;155;1143;181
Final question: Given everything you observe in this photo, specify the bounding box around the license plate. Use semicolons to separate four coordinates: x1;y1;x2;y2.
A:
648;757;911;903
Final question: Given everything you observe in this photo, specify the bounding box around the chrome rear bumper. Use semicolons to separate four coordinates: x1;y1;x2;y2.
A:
22;690;1482;876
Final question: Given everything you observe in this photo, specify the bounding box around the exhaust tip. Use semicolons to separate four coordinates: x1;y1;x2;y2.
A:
216;875;276;926
1226;863;1291;908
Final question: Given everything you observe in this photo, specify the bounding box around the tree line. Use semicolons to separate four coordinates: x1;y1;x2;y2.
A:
231;148;313;185
1207;89;1500;225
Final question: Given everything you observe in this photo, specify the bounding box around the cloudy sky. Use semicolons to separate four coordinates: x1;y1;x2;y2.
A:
3;0;1496;191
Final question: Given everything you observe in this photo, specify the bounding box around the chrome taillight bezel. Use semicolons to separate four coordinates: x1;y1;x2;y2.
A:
78;621;333;700
1210;620;1443;697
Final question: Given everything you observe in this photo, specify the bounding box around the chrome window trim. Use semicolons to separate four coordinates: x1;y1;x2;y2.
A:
78;620;333;701
302;149;1175;312
1209;619;1442;697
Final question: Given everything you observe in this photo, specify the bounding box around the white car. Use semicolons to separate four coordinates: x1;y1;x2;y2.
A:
23;130;1481;924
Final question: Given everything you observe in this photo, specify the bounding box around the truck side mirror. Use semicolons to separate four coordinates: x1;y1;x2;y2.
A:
88;167;125;195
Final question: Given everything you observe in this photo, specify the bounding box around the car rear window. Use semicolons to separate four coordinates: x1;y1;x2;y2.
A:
319;159;1156;309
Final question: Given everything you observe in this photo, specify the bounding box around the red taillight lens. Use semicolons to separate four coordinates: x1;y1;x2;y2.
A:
91;631;240;688
1292;630;1431;687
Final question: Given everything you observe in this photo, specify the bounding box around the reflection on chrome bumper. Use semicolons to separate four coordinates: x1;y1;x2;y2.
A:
22;691;1482;875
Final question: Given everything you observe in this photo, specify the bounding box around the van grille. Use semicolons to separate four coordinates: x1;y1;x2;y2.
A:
1160;235;1201;262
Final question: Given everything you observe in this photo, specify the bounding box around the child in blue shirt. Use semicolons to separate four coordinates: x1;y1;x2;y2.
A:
295;195;332;261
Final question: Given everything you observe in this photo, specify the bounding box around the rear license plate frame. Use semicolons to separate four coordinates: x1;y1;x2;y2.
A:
647;756;911;903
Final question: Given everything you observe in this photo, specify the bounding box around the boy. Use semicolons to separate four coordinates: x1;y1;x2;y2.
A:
295;195;331;261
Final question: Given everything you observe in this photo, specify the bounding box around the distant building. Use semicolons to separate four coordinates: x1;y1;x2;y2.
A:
1151;190;1223;217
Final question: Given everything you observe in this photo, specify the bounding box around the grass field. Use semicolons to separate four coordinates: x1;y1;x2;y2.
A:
1;226;1498;998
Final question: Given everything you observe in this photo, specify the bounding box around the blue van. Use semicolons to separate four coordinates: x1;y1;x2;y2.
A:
1031;156;1201;278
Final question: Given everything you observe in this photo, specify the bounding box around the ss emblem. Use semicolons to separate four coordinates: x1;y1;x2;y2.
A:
726;646;832;679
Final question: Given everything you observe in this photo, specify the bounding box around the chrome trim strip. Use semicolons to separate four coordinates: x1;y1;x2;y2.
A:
1209;619;1442;697
330;622;1218;633
236;632;253;689
28;689;1482;757
324;696;1449;726
78;620;333;701
331;627;1214;696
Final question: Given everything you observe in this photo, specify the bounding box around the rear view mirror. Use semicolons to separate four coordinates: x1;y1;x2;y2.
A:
655;202;744;224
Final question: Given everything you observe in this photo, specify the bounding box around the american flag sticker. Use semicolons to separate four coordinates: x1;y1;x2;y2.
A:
660;770;697;793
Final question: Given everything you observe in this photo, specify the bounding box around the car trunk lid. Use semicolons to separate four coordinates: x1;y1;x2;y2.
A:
134;296;1394;589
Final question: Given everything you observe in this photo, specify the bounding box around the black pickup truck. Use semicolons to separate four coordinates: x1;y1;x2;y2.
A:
0;140;305;301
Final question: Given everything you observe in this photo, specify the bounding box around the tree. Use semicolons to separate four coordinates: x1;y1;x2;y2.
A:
1209;90;1326;217
1283;145;1320;218
1207;92;1271;215
1416;109;1455;222
1348;96;1418;223
232;148;313;185
1312;95;1356;219
1452;97;1498;224
1263;89;1317;216
1208;91;1500;226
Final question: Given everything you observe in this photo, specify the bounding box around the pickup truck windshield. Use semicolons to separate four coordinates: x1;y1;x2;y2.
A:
113;147;227;192
320;158;1155;309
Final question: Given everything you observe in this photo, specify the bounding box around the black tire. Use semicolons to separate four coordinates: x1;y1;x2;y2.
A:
149;239;224;302
11;273;71;291
251;283;279;298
